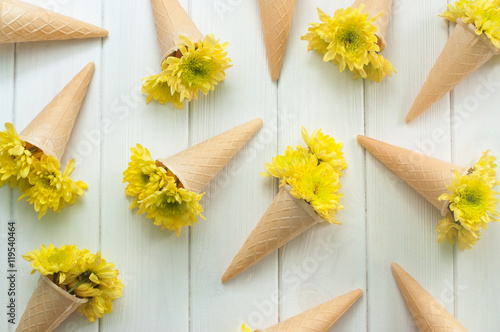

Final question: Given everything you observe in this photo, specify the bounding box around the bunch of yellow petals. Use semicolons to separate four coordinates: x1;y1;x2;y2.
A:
0;123;87;218
142;34;232;109
241;323;254;332
437;151;500;250
123;144;205;235
442;0;500;49
23;244;123;323
262;127;346;224
301;7;395;82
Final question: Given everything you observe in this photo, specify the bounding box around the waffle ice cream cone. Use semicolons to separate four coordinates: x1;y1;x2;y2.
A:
19;62;95;162
158;118;262;194
150;0;203;61
17;275;88;332
392;263;468;331
358;135;466;215
0;0;108;44
351;0;393;51
262;289;363;331
222;185;322;283
406;19;499;123
258;0;296;81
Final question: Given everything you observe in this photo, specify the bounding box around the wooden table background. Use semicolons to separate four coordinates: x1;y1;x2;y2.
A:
1;0;500;331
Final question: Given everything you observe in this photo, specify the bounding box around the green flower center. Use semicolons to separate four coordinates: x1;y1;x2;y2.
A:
160;198;187;217
140;172;150;185
338;26;363;52
181;56;215;88
457;181;490;220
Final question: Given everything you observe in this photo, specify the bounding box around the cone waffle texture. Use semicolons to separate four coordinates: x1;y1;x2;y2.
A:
17;275;88;332
0;0;108;43
150;0;203;61
258;0;296;81
351;0;393;51
358;135;466;215
19;62;95;162
222;185;321;282
262;289;363;332
392;263;468;332
158;118;262;194
406;19;499;123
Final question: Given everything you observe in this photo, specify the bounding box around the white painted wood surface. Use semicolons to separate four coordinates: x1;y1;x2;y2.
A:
1;0;500;331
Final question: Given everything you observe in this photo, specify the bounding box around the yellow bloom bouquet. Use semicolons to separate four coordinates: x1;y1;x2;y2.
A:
124;144;205;235
302;5;395;82
358;135;500;250
142;0;232;109
406;0;500;122
123;119;263;235
222;128;346;282
19;244;123;330
437;151;500;250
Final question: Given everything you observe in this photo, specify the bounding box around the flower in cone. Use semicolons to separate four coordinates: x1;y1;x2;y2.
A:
0;123;35;188
358;135;500;250
19;156;88;219
143;0;232;108
406;0;500;123
240;289;363;331
222;128;345;282
21;245;123;326
301;6;395;82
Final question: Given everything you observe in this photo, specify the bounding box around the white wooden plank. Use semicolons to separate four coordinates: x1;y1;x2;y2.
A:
12;1;103;331
99;0;190;331
188;0;278;331
277;0;366;330
0;44;14;332
452;43;500;332
365;0;454;330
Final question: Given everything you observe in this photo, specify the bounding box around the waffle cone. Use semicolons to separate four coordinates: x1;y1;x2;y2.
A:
358;135;466;215
351;0;393;51
406;20;499;123
0;0;108;43
19;62;95;162
150;0;203;61
222;185;322;283
258;0;296;81
16;275;88;332
158;118;262;194
392;263;468;332
262;289;363;332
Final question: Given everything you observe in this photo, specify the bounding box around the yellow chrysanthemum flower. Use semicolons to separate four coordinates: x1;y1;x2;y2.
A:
78;277;123;323
301;127;347;174
301;7;395;81
241;323;255;332
0;123;35;187
164;34;232;102
123;144;173;209
137;184;205;235
262;146;318;187
19;156;88;219
22;244;79;281
472;150;500;187
442;0;500;49
141;73;184;109
437;212;481;250
289;162;343;224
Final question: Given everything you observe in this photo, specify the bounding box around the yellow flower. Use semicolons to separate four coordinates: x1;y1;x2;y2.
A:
0;123;35;187
472;150;500;187
78;277;123;322
442;0;500;49
289;162;343;224
241;323;255;332
19;156;88;219
22;244;79;279
442;171;499;229
301;7;395;81
301;127;347;174
262;146;318;187
137;184;205;235
141;73;184;109
123;144;173;208
164;34;232;101
437;212;481;250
